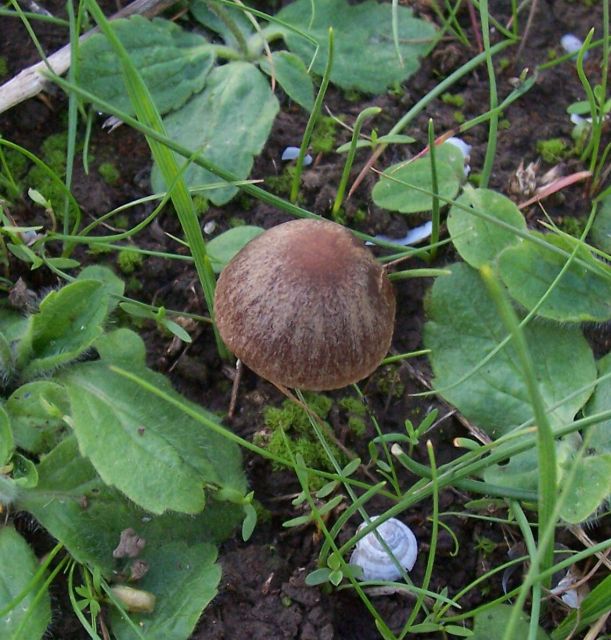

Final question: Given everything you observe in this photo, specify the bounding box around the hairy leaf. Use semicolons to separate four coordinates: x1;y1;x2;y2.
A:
498;232;611;322
590;192;611;253
584;353;611;454
260;51;314;111
472;605;549;639
78;16;215;116
447;187;527;267
424;263;596;438
17;437;243;574
111;542;220;640
6;381;69;454
61;362;245;514
278;0;436;93
22;280;109;378
0;527;51;640
151;62;279;205
0;406;13;465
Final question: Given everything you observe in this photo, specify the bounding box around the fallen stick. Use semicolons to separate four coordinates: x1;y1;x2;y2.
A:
0;0;176;115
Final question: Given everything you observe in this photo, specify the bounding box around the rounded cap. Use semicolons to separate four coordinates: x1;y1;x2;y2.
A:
214;219;395;390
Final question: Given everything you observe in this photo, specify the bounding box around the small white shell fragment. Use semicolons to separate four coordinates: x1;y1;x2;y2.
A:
350;516;418;581
367;221;433;248
281;146;313;166
561;34;588;59
203;220;217;235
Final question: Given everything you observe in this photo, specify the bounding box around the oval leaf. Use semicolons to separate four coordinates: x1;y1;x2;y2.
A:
447;187;527;267
278;0;436;93
78;16;215;116
424;263;596;438
373;157;460;214
0;527;51;640
151;62;279;205
498;232;611;322
208;226;264;273
260;51;314;111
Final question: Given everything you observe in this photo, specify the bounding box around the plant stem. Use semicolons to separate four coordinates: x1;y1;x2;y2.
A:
427;119;440;259
290;27;334;203
480;265;556;587
479;0;499;188
332;106;381;217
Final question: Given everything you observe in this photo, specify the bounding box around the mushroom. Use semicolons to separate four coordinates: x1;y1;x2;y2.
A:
350;516;418;581
214;218;396;390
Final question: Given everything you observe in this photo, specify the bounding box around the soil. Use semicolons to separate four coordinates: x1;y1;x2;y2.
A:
1;1;609;639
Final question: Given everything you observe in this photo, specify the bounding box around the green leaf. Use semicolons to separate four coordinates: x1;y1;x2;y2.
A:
207;226;264;273
447;187;527;267
7;243;43;269
0;527;51;640
61;362;245;514
94;328;147;366
151;61;278;205
17;437;242;574
277;0;436;93
12;453;38;489
45;257;81;269
160;319;192;343
110;541;220;640
78;16;215;116
559;453;611;523
0;406;13;465
22;280;109;378
590;192;611;253
77;265;125;312
498;232;611;322
584;353;611;454
260;51;314;111
5;381;70;454
372;156;461;214
190;0;254;48
472;604;549;640
424;263;596;438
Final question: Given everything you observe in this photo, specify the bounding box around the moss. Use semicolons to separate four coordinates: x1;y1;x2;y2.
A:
0;56;8;79
376;366;404;399
117;248;144;275
98;162;120;186
113;214;129;229
498;57;511;71
343;88;364;102
312;116;341;154
40;132;69;173
536;137;570;163
441;92;465;108
192;195;209;216
499;118;511;130
265;166;297;196
260;394;345;480
352;208;368;224
452;110;465;124
557;215;586;238
228;216;246;227
340;396;367;437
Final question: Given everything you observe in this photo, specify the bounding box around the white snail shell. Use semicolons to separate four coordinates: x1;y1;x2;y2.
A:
349;516;418;581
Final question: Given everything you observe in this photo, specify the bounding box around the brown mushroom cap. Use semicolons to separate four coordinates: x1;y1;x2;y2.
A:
214;219;396;390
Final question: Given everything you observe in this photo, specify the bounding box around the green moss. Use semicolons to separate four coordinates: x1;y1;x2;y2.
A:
98;162;120;186
343;88;364;103
498;57;511;71
192;195;209;216
536;137;570;163
265;166;297;196
352;208;368;224
499;119;511;130
117;248;144;275
376;366;404;399
40;132;69;173
312;116;341;154
228;216;246;227
340;396;367;437
452;110;465;124
557;215;586;238
0;56;8;79
441;92;465;108
113;214;129;229
259;394;345;480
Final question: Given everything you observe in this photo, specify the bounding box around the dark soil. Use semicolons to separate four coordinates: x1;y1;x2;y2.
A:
1;1;609;639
